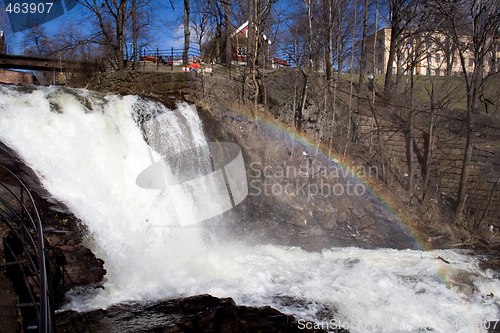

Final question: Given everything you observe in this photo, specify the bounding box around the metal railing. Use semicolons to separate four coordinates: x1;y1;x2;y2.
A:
0;164;55;333
139;47;202;62
121;47;204;72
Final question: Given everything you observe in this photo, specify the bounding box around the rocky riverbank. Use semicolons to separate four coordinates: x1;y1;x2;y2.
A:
56;294;332;333
0;139;106;331
193;68;500;250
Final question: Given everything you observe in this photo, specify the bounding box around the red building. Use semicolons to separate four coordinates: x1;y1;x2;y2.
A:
271;57;290;68
230;21;271;65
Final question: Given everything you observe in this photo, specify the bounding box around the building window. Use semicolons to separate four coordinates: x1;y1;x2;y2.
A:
363;61;367;68
378;39;384;48
378;54;383;63
435;68;440;75
435;53;440;63
469;58;474;67
237;46;247;56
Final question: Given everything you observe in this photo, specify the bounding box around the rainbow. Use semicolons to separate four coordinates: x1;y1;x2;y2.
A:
222;108;427;249
217;108;493;331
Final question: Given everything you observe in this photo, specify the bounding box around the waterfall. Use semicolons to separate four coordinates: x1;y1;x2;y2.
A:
0;85;499;333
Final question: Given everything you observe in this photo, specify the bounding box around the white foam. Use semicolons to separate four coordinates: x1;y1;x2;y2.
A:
0;85;499;333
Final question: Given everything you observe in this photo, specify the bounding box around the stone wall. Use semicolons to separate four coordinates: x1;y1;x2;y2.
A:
0;69;35;85
87;70;193;96
354;114;500;225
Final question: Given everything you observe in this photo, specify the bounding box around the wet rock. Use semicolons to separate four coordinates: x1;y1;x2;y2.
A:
0;140;106;315
192;107;420;251
56;294;329;333
45;226;106;292
0;232;20;333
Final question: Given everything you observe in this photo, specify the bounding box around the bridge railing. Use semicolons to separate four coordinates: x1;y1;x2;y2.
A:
124;47;208;72
0;165;56;333
138;47;201;63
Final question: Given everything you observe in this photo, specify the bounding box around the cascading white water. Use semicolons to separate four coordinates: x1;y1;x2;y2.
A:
0;85;499;333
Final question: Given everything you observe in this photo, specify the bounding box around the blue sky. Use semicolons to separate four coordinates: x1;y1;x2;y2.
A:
1;0;184;54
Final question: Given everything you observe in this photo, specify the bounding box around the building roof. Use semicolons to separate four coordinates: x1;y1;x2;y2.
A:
230;21;272;45
230;21;249;39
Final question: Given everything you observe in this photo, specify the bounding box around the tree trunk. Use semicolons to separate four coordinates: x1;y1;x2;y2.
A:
307;0;313;70
225;0;232;66
252;24;259;118
368;96;386;182
132;0;137;69
455;63;480;220
446;53;452;76
297;69;308;132
294;0;312;131
247;0;254;68
345;1;357;158
372;0;378;86
384;27;398;94
359;0;369;84
369;0;378;155
422;51;437;201
395;47;403;93
384;2;401;95
216;24;222;63
407;63;415;198
475;175;500;233
330;1;341;154
325;0;333;81
115;0;127;70
183;0;190;66
455;120;473;220
336;2;342;82
455;81;476;220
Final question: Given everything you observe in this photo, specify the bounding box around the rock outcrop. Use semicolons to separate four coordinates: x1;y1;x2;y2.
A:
56;294;332;333
0;140;106;328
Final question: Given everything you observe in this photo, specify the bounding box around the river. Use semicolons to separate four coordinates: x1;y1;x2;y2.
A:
0;85;499;333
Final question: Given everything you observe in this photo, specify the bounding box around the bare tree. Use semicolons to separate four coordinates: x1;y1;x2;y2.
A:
69;0;165;70
184;0;190;65
359;0;370;83
383;0;421;95
245;0;275;117
225;0;232;66
22;24;50;56
131;0;138;67
190;0;214;60
433;0;500;220
323;0;333;81
75;0;129;70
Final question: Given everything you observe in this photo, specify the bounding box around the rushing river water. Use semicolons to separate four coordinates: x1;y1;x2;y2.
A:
0;85;499;333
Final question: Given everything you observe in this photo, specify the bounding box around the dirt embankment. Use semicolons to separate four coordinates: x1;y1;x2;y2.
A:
192;67;500;250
